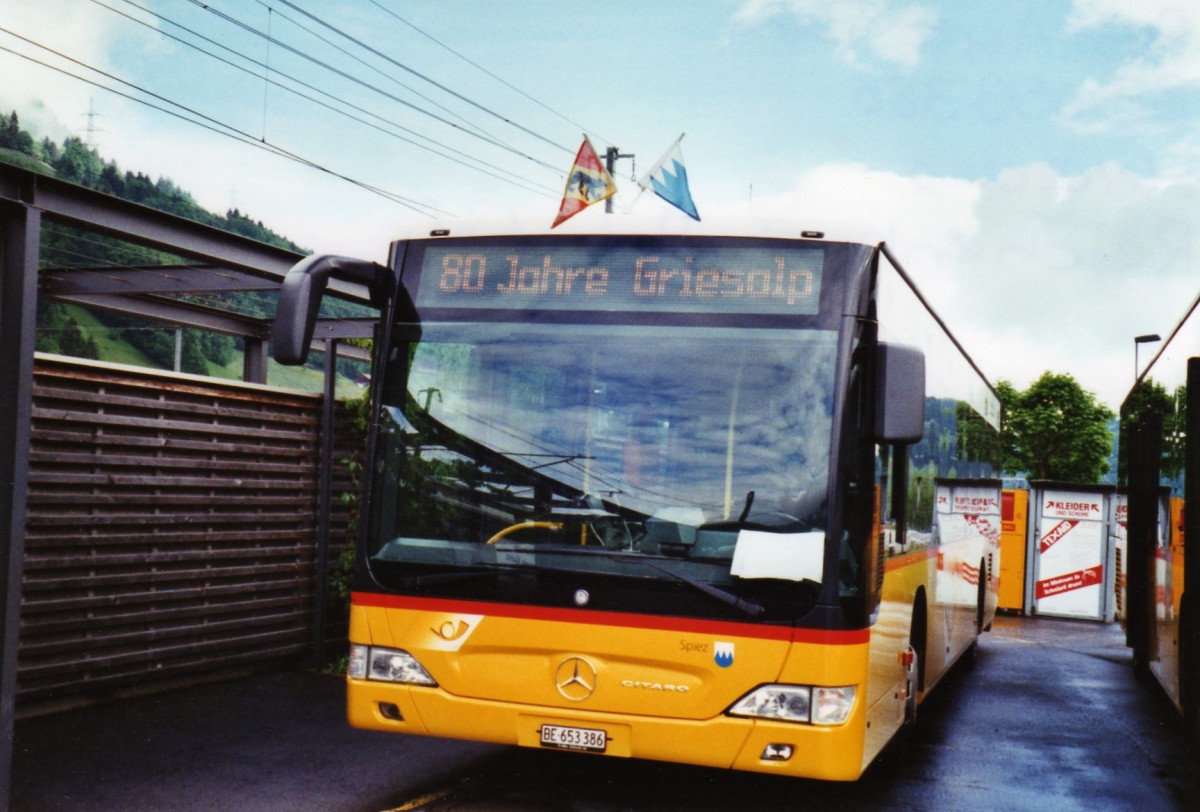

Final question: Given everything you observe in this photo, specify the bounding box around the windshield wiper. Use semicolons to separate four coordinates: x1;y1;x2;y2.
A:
636;558;765;618
739;490;755;523
502;545;766;617
698;491;758;531
483;543;767;618
698;490;811;533
391;565;516;589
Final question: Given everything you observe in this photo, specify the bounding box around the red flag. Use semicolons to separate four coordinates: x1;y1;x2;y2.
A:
552;136;616;228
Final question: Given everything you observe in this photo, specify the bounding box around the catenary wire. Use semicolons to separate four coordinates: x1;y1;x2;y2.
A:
0;34;450;217
246;0;507;148
271;0;575;156
92;0;558;197
184;0;564;173
365;0;613;147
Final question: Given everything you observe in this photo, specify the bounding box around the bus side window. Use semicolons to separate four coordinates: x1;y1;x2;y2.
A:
889;444;908;551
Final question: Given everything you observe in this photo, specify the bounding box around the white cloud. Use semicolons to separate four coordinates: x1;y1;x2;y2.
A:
733;0;937;70
712;160;1200;409
6;0;1197;416
729;163;978;298
958;162;1200;407
0;0;424;260
1061;0;1200;135
0;0;159;140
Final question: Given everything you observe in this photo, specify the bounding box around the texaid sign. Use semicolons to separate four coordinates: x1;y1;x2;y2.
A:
1031;488;1109;620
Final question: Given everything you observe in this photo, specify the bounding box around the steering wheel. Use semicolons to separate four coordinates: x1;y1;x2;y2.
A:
485;521;564;545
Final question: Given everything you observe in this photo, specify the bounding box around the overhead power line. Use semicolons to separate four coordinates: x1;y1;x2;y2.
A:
93;0;557;198
365;0;612;147
269;0;573;156
247;0;506;148
184;0;564;173
0;31;451;217
4;0;597;214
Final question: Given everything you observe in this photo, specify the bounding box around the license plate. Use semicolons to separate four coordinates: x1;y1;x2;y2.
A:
539;723;608;753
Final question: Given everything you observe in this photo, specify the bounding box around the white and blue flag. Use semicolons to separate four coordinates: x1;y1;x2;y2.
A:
636;133;700;221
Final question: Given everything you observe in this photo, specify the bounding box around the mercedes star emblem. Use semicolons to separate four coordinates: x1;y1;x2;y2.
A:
555;656;598;701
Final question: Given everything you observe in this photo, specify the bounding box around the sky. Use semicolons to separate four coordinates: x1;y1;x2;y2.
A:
1;0;1198;408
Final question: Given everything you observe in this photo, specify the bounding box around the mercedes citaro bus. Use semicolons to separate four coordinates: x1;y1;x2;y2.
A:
272;217;1002;780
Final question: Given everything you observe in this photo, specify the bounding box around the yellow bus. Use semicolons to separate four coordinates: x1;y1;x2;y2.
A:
1120;297;1200;739
272;219;1002;780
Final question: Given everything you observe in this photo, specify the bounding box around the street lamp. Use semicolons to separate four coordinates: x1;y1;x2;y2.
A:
1134;333;1161;382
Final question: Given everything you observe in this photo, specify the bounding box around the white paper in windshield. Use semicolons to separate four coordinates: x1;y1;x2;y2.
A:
730;530;825;582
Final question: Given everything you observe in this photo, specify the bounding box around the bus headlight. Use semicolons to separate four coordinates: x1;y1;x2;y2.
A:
349;644;437;686
727;684;855;725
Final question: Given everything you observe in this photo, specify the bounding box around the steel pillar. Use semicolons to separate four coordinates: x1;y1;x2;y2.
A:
313;339;338;666
243;336;268;384
0;201;39;812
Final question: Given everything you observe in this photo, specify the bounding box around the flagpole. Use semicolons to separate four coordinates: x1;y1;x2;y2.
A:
604;146;634;213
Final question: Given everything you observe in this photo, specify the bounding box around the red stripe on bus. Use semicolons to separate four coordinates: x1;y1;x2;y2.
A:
352;591;870;645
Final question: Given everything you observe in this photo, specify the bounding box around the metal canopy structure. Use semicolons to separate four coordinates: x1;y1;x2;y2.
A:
1;163;375;374
0;162;378;809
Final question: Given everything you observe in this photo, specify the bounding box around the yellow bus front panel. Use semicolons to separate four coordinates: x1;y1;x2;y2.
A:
348;596;879;781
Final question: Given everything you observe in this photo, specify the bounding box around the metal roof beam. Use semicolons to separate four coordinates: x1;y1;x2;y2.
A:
0;166;374;304
55;293;270;339
40;264;279;296
55;292;376;340
52;293;372;362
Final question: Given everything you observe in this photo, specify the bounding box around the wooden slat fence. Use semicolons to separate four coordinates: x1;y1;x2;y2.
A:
17;355;362;710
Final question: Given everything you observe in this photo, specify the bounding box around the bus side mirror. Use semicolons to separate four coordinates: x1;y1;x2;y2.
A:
875;342;925;443
272;255;389;365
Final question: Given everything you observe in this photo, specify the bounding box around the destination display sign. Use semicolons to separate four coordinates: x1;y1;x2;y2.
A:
413;241;824;315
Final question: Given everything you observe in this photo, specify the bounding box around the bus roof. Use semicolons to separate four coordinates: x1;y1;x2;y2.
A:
391;212;883;246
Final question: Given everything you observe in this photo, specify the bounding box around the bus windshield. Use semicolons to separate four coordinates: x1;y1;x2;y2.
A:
366;320;838;619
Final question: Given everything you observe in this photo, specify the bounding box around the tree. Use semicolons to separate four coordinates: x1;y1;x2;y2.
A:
0;111;20;150
1118;378;1185;484
995;380;1021;471
52;136;103;185
180;330;209;375
39;136;58;164
0;111;35;156
33;303;101;361
1001;372;1115;483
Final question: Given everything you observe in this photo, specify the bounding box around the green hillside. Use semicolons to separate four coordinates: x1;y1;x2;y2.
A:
3;110;369;395
0;145;53;175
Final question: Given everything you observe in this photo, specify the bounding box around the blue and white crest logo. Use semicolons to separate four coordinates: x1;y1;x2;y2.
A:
714;642;735;668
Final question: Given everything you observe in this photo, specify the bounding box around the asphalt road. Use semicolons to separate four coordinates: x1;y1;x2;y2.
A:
9;669;495;812
396;614;1200;811
10;616;1200;811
